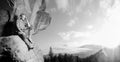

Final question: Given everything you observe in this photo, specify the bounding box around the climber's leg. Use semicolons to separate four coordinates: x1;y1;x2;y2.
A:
18;33;33;50
27;27;33;44
26;28;34;50
27;38;34;49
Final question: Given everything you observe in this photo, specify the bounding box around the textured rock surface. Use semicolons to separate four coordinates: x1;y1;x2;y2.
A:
0;36;43;62
0;9;9;36
0;0;50;62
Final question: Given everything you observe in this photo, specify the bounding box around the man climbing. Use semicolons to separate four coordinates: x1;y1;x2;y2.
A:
1;0;51;50
19;14;32;39
16;0;51;50
17;13;34;50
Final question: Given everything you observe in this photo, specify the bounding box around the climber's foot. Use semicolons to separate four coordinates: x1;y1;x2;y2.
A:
28;46;34;50
28;43;34;50
28;47;34;50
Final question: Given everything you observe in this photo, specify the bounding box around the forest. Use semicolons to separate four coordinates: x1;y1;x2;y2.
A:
44;47;104;62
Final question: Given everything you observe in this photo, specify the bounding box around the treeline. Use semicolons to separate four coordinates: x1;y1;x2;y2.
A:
44;53;97;62
43;47;103;62
44;54;90;62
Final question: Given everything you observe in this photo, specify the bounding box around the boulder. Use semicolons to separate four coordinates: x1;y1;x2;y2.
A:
0;35;43;62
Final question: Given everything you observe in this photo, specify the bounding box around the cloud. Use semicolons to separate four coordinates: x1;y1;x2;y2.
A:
67;20;75;27
99;0;115;9
58;31;91;40
55;0;95;16
87;25;94;29
55;0;69;11
67;17;78;27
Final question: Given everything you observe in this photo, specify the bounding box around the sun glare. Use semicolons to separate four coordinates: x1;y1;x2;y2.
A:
88;1;120;49
66;1;120;49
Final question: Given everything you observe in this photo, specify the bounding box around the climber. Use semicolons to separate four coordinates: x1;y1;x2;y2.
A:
17;13;34;50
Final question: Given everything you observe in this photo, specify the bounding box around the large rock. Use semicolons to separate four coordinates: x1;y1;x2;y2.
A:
0;35;43;62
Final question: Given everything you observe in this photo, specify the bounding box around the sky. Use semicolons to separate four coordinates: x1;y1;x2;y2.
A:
32;0;120;54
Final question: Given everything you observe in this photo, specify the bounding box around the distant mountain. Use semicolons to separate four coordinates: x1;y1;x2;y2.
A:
74;44;120;62
73;44;103;58
79;44;102;50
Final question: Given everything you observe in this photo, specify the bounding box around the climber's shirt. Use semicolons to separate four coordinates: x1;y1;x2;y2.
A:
17;14;31;37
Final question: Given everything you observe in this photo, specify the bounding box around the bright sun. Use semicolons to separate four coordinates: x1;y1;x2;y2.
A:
88;1;120;49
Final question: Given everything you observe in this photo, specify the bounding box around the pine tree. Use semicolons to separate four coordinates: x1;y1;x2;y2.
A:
49;47;53;57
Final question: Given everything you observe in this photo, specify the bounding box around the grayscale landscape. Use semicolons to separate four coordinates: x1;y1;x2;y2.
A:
0;0;120;62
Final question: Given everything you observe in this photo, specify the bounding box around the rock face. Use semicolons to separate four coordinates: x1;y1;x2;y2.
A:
0;36;43;62
0;0;51;62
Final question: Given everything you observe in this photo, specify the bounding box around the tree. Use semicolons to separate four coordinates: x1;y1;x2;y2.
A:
49;47;54;58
